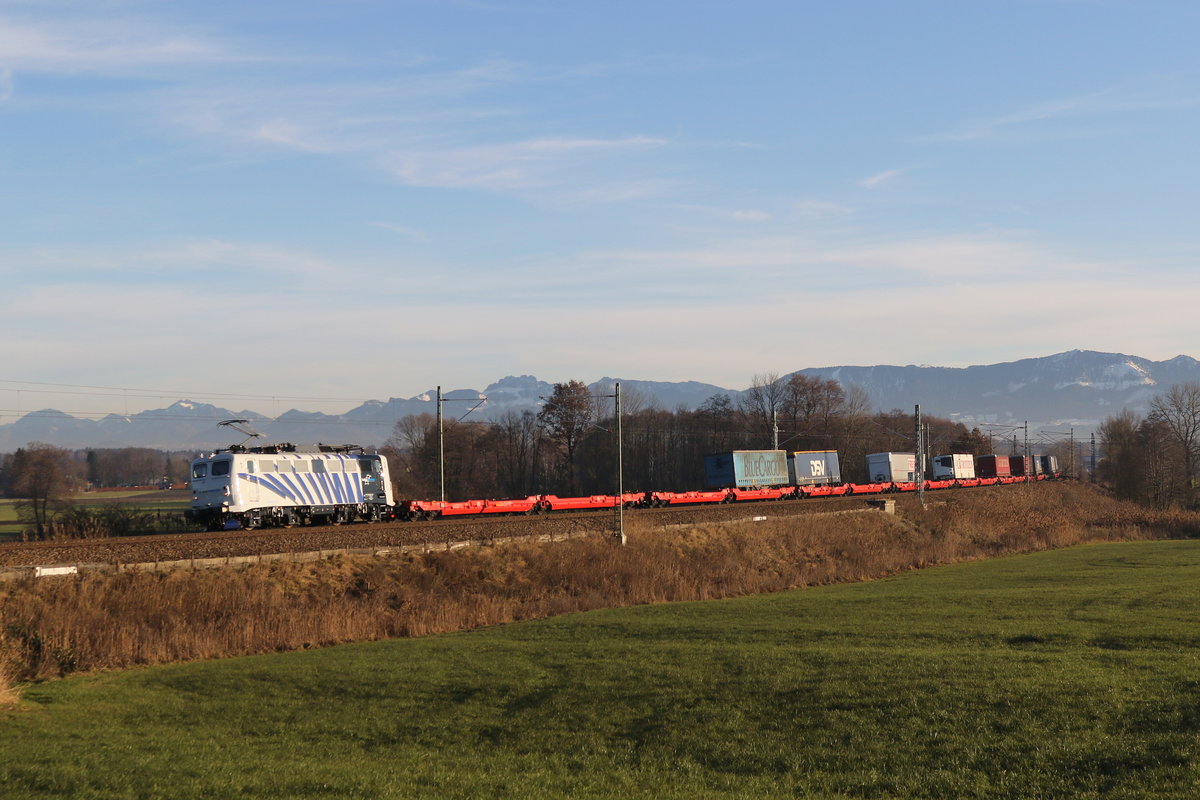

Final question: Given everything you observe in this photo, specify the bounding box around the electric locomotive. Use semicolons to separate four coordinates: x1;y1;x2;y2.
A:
187;442;394;530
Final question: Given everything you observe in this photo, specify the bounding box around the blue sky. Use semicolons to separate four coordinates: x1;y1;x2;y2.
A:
2;0;1199;417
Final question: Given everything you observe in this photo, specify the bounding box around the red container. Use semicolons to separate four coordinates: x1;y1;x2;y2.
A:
975;455;1011;479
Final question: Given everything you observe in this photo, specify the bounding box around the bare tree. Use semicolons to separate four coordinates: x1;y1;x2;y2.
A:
778;374;847;451
819;384;869;482
537;380;595;494
1140;418;1180;509
385;413;435;455
1098;410;1143;500
384;414;438;498
740;372;786;448
590;381;651;418
84;448;171;488
782;374;845;428
11;443;82;539
1148;382;1200;507
491;410;539;497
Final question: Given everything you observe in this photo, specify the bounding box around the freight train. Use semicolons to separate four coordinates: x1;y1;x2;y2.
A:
187;442;1059;530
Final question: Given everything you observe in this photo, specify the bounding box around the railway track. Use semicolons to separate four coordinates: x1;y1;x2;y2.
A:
0;493;884;569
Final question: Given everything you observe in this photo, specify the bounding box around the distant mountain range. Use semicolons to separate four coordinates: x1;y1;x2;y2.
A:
1;350;1195;451
797;350;1200;429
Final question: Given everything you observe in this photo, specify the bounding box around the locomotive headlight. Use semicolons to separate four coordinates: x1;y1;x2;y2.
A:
223;486;230;496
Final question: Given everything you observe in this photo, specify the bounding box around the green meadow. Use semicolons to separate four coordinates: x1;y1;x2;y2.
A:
0;490;189;540
4;539;1200;799
0;499;20;539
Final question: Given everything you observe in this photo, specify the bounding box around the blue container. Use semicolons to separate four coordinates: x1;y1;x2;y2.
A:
705;450;789;488
788;450;841;486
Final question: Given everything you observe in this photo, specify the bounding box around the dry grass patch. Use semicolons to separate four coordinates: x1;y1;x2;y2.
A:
0;635;20;706
2;482;1194;683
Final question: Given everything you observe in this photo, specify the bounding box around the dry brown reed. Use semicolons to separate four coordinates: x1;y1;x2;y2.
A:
0;633;20;706
1;483;1193;682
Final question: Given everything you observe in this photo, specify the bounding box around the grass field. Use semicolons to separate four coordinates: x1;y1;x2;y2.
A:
70;488;190;511
0;499;20;539
3;539;1200;798
0;490;189;540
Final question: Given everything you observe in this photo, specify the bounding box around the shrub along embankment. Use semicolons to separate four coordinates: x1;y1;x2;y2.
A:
1;482;1196;684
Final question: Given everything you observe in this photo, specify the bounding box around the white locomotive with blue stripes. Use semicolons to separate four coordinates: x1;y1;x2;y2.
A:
188;443;394;530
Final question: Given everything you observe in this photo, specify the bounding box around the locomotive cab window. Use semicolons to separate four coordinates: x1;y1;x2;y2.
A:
192;463;208;480
212;460;231;477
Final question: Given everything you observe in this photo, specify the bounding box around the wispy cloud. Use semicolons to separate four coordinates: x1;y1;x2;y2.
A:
660;203;771;223
560;178;683;205
564;230;1131;295
921;77;1200;143
157;65;675;201
381;135;669;194
0;238;349;287
858;168;903;189
790;199;854;219
0;14;240;74
371;222;431;243
816;233;1107;279
0;10;691;206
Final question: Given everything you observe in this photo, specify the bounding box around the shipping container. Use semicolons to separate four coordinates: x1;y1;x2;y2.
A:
1003;455;1032;474
1039;455;1059;475
975;454;1011;479
788;450;841;486
1022;455;1045;476
704;450;789;488
865;452;916;483
931;453;976;480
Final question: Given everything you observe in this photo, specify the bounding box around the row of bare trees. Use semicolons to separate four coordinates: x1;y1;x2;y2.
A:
381;375;997;501
0;445;194;539
1099;383;1200;509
